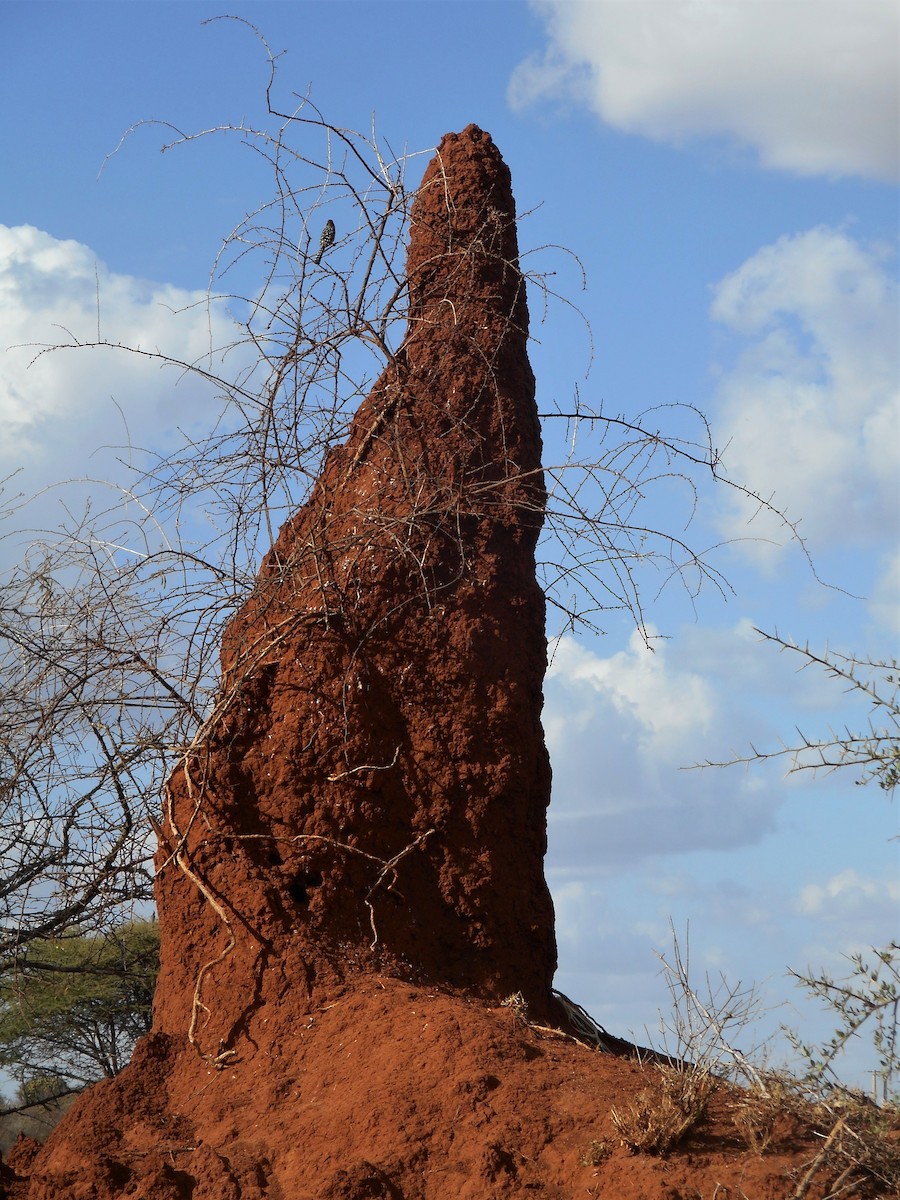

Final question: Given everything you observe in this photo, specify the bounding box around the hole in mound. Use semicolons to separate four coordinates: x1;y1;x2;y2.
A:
268;847;283;866
288;869;324;908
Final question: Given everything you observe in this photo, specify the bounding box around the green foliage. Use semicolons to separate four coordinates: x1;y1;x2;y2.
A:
0;919;159;1092
16;1073;69;1106
700;632;899;792
786;942;900;1104
750;640;900;1104
702;632;899;1103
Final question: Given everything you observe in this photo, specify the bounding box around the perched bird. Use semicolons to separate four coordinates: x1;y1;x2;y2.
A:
313;219;336;265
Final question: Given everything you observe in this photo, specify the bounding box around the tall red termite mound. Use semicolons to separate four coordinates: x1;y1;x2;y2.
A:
147;121;558;1048
24;122;556;1192
9;127;857;1200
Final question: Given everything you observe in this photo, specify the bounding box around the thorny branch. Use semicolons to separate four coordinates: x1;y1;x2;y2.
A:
695;629;900;789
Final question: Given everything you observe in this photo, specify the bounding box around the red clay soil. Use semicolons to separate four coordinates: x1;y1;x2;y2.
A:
5;977;869;1200
2;127;875;1199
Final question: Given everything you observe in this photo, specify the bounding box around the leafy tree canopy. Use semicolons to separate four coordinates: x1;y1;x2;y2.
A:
0;919;159;1096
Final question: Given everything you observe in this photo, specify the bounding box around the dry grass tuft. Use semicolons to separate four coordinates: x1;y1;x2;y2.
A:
610;1064;716;1156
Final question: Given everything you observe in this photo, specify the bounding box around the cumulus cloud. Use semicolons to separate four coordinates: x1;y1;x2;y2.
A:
543;611;895;879
708;226;899;579
0;224;237;474
548;625;715;753
511;0;899;181
796;868;900;921
544;627;783;867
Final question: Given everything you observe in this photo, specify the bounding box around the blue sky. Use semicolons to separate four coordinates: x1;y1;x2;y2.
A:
2;1;898;1087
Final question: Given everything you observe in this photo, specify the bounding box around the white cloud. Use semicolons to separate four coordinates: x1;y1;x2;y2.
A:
708;226;899;576
0;225;235;469
796;868;900;919
548;625;715;752
543;611;896;876
544;626;783;865
511;0;899;181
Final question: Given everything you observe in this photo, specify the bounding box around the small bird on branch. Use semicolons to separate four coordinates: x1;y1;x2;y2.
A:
314;219;336;265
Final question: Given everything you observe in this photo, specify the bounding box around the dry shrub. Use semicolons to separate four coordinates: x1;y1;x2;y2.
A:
732;1094;778;1156
799;1093;900;1198
729;1078;900;1197
731;1074;803;1155
610;1064;716;1155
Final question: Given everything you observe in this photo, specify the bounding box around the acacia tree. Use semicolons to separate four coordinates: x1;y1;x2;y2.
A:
701;630;900;790
0;920;159;1094
0;20;799;991
702;629;899;1100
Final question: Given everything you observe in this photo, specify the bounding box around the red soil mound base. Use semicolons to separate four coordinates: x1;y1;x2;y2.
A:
7;976;856;1200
